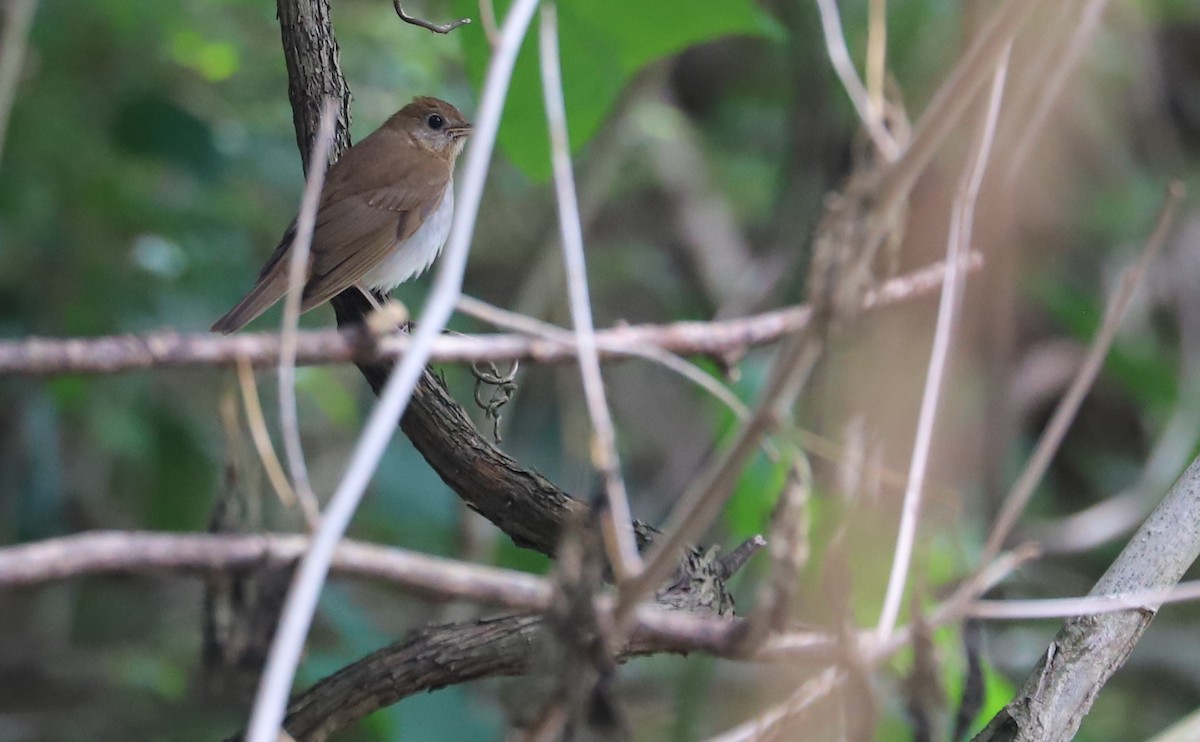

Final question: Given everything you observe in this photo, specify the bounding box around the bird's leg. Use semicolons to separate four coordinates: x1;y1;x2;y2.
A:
357;283;410;334
355;283;384;312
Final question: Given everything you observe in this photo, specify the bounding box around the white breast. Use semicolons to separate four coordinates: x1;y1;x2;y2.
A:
361;181;454;292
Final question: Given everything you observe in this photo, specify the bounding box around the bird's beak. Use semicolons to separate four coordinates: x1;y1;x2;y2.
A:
450;123;473;138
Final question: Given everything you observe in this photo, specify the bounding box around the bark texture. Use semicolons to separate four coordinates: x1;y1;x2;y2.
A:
276;0;352;171
974;457;1200;741
332;290;661;557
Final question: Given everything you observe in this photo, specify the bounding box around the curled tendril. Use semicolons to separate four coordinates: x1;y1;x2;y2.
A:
471;359;519;442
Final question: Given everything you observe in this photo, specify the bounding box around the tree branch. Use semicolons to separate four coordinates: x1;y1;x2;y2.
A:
242;613;757;742
0;529;775;655
392;0;470;34
0;529;818;742
275;0;352;170
974;454;1200;741
0;531;548;606
333;290;663;558
0;255;978;377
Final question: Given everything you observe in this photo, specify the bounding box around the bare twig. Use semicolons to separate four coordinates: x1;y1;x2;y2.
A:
278;99;338;531
868;0;1041;260
538;3;640;580
615;334;822;628
611;166;937;627
744;459;811;645
814;0;899;161
719;534;768;578
457;295;753;434
705;665;843;742
0;529;768;660
523;515;620;741
866;0;887;116
244;1;541;739
236;357;299;511
0;0;38;175
966;578;1200;620
931;543;1043;627
0;256;978;376
980;181;1186;564
876;44;1011;640
392;0;470;34
1005;0;1108;183
0;531;544;602
477;0;499;46
1022;373;1200;554
615;170;919;626
617;246;852;632
269;606;811;742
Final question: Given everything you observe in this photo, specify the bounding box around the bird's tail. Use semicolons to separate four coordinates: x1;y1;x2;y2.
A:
210;268;290;334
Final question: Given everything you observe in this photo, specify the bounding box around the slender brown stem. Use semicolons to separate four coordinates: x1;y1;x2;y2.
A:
0;256;977;377
392;0;470;34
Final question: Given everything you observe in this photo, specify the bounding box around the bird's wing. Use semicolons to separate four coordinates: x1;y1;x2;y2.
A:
301;159;450;309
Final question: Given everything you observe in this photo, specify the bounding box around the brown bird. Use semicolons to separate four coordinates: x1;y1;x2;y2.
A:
211;96;472;334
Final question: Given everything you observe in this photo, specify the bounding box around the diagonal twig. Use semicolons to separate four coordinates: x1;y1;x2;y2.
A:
277;99;339;531
980;180;1186;565
538;2;641;581
814;0;898;161
876;42;1012;640
1004;0;1108;184
477;0;499;46
704;546;1039;741
705;665;843;742
867;0;1042;262
236;357;299;511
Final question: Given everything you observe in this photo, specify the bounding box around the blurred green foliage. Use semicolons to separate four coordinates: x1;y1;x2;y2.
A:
452;0;781;179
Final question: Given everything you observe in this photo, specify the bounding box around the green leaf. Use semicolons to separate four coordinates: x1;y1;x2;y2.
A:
454;0;780;180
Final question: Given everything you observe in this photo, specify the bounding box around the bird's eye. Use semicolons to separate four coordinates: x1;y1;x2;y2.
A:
427;114;445;130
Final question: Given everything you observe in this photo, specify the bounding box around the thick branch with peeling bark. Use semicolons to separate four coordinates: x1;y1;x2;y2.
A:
269;609;765;742
241;613;742;742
